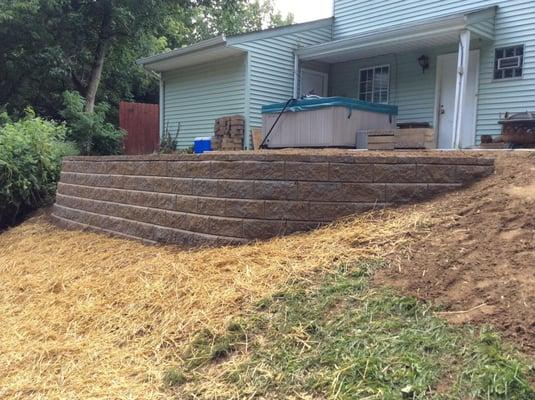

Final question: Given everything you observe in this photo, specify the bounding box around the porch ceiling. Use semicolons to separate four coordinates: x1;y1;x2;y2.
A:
297;6;497;64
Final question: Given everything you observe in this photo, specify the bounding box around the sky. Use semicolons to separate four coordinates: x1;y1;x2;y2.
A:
273;0;334;23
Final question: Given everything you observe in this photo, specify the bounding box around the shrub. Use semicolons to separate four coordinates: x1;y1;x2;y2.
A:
61;91;124;155
160;122;180;154
0;109;78;228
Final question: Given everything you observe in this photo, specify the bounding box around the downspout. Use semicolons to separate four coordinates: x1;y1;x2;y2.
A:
293;53;300;98
244;51;251;149
159;73;165;140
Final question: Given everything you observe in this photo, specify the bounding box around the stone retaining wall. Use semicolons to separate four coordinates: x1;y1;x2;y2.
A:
52;151;494;246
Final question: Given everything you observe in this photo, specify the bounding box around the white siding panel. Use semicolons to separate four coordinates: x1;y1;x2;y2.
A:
162;55;246;148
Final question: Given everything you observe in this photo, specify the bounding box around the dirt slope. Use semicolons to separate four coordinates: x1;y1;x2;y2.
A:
376;151;535;355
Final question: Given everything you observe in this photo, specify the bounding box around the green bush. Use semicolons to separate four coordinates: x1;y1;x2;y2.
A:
61;91;125;156
0;110;78;228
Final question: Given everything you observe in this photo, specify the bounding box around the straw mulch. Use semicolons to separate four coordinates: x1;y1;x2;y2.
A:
0;210;425;399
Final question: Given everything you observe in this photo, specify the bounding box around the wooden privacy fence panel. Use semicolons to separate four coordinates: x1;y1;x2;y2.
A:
119;101;159;155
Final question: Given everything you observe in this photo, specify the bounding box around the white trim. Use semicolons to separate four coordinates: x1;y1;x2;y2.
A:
357;64;390;104
300;68;329;97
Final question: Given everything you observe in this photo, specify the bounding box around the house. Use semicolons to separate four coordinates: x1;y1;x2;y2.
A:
138;0;535;149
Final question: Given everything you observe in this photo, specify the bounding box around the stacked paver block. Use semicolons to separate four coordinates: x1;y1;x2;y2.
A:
211;115;244;151
52;152;495;247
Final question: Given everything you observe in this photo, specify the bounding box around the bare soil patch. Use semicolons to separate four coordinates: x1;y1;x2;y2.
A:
376;151;535;355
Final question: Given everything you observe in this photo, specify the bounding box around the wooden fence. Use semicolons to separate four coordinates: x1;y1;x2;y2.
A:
119;101;159;155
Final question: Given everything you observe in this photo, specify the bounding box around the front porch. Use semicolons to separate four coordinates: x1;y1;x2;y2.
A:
295;6;497;149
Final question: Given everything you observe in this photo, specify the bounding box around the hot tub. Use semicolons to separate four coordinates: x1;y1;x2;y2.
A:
261;97;398;148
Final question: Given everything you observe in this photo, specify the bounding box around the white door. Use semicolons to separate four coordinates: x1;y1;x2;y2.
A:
436;50;479;149
300;69;328;97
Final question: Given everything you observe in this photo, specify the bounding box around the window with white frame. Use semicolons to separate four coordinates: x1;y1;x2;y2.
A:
494;45;524;80
358;65;390;103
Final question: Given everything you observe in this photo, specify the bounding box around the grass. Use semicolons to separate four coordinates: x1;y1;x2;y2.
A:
171;260;535;399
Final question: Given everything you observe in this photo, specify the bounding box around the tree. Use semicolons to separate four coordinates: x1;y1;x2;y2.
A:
0;0;293;121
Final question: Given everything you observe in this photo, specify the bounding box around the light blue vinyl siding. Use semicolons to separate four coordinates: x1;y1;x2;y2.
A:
162;55;246;148
476;0;535;137
332;0;535;141
330;46;456;125
333;0;498;39
234;26;332;129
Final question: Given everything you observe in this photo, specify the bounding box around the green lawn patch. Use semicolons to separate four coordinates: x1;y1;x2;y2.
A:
168;260;535;399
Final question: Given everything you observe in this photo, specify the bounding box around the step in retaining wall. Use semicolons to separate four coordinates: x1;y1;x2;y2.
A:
52;151;494;246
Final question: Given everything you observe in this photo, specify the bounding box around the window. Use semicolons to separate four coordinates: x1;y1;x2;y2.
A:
494;45;524;80
358;65;390;103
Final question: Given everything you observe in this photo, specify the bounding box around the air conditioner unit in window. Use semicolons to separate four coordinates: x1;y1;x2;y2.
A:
497;56;522;70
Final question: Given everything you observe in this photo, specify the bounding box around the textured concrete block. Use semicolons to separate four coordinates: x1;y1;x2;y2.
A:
225;199;264;219
152;226;187;244
341;183;386;202
164;210;189;230
192;179;218;197
98;187;129;205
149;161;169;177
166;161;209;178
151;177;192;195
329;163;374;182
218;180;255;198
243;219;285;239
243;161;285;180
254;181;298;200
308;202;361;221
210;161;243;179
209;216;243;237
187;161;212;178
143;208;180;228
196;197;225;216
125;191;176;210
285;162;329;181
297;182;343;201
456;165;494;183
264;201;309;220
386;184;429;203
374;164;417;183
417;164;457;183
186;214;212;234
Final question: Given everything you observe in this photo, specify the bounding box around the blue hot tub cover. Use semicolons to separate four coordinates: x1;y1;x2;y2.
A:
261;96;398;115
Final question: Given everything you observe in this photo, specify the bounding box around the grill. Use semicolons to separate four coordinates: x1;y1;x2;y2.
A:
498;111;535;145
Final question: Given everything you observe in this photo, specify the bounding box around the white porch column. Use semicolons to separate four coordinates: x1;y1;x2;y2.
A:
452;30;471;148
